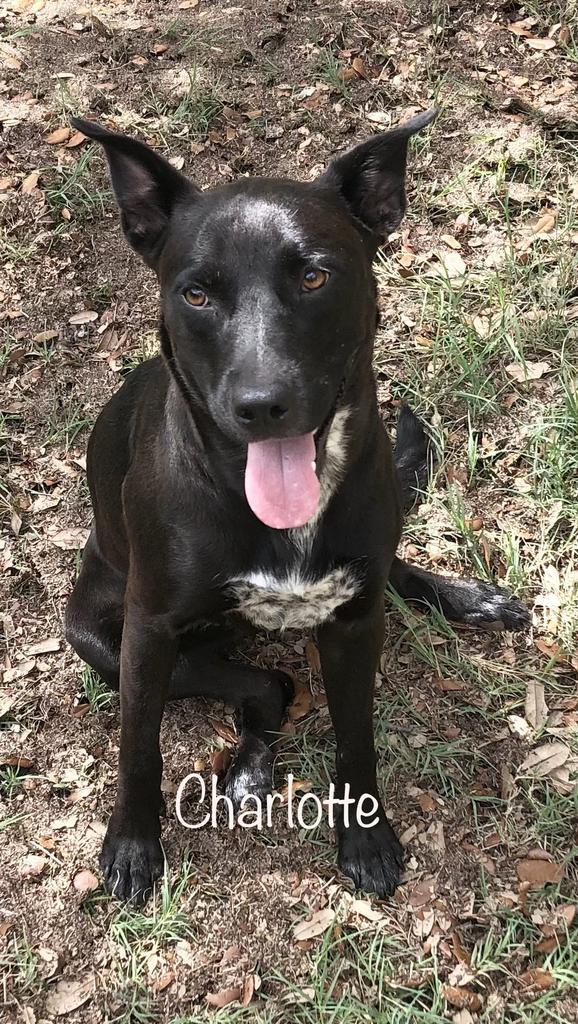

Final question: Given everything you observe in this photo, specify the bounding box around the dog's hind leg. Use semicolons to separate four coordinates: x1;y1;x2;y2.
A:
389;556;530;631
392;410;529;630
65;529;125;689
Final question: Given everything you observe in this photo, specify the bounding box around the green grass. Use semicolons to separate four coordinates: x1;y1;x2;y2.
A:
313;48;350;96
45;395;91;450
80;665;116;713
0;765;34;799
144;67;223;141
99;859;198;1022
44;147;111;224
0;934;42;999
0;231;38;265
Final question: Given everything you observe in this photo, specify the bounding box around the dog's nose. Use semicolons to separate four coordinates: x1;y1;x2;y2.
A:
234;387;292;431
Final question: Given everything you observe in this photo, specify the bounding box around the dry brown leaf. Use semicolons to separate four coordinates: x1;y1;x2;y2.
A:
535;935;559;953
407;876;436;907
50;527;90;551
21;170;40;194
520;741;570;777
505;361;550;382
526;37;557;50
210;746;232;775
525;680;548;730
45;126;70;145
443;985;483;1011
152;971;175;993
220;944;242;964
33;329;59;344
66;131;86;148
26;638;60;655
519;968;554;990
434;676;465;692
418;793;437;812
440;233;462;250
293;907;335;941
2;54;22;70
277;777;312;802
349;899;385;922
73;869;99;893
288;679;314;720
45;976;96;1016
20;854;47;877
507;18;536;36
516;858;564;888
69;310;98;325
205;986;242;1008
532;211;556;234
534;638;565;661
451;931;471;965
436;250;467;279
241;974;257;1006
1;754;34;769
209;718;238;745
305;641;321;674
3;659;35;682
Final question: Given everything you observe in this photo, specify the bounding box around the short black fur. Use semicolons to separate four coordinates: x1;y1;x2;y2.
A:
66;113;529;904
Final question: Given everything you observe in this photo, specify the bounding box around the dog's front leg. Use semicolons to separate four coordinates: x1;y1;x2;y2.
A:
318;599;404;897
100;600;176;904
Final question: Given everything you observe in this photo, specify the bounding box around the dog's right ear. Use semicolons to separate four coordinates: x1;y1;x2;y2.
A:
70;118;199;268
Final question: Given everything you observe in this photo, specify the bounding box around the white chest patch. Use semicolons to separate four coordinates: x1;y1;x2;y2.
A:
229;406;357;631
230;567;358;631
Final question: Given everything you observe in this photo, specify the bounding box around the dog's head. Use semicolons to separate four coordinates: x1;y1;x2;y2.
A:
72;111;435;528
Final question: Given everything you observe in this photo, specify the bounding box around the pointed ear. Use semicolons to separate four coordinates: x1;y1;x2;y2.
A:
70;117;199;267
318;109;437;240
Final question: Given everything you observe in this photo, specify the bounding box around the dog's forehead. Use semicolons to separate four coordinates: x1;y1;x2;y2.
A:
191;181;356;256
225;195;301;240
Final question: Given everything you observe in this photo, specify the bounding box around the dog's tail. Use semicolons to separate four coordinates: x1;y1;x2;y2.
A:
394;405;432;512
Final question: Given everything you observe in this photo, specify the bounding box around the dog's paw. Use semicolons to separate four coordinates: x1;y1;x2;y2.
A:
100;822;164;904
225;739;274;811
338;818;404;898
461;583;530;632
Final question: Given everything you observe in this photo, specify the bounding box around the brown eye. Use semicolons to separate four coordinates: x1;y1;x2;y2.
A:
302;268;329;291
184;288;208;308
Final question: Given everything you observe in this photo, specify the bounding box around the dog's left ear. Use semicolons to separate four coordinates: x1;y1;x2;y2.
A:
319;109;437;240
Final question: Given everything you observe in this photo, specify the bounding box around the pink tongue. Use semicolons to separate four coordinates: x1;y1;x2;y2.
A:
245;433;320;529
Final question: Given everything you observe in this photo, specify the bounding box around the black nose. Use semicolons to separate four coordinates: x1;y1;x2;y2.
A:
234;387;292;430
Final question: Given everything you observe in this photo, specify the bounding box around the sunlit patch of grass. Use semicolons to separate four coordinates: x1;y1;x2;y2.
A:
80;665;116;714
0;933;42;1000
313;47;350;96
102;858;198;1019
44;147;111;224
0;765;36;799
45;395;91;450
144;67;223;141
0;231;38;265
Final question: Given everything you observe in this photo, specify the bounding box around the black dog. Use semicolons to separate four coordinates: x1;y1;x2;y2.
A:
66;112;529;903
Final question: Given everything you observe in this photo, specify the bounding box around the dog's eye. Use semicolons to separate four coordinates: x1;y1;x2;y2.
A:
302;268;329;292
183;288;209;308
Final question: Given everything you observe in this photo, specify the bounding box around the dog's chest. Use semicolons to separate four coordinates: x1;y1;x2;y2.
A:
230;564;358;631
229;406;357;631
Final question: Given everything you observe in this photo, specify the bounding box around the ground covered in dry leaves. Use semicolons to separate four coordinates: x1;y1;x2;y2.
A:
1;0;577;1021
